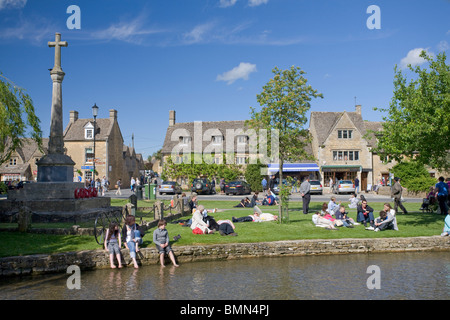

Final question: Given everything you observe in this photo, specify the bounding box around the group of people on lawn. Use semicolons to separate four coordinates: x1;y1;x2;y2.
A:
103;185;450;269
312;195;399;231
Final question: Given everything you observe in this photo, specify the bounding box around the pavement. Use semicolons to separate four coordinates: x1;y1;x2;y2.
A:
99;188;422;203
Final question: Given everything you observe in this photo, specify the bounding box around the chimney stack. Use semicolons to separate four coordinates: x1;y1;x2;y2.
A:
169;110;176;127
109;109;117;122
69;110;78;123
355;104;362;115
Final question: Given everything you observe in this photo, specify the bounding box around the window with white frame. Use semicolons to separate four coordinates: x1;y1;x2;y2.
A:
236;156;247;165
337;130;353;139
212;136;223;144
9;158;17;166
85;122;94;140
85;147;94;164
333;150;359;161
237;135;247;144
179;136;191;145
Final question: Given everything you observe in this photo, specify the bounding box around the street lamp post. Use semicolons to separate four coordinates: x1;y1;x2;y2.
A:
92;103;99;183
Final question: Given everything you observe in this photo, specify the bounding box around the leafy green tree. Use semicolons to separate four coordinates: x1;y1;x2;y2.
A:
391;160;437;194
372;51;450;171
162;153;243;185
0;72;42;165
244;162;265;192
247;66;323;223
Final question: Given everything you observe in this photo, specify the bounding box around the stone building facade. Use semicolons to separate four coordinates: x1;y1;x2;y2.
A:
62;109;144;188
309;105;389;190
0;139;48;182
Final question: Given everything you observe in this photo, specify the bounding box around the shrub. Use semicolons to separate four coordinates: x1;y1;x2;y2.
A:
391;160;436;193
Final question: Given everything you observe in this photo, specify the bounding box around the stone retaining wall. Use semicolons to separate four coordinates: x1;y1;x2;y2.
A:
1;236;449;277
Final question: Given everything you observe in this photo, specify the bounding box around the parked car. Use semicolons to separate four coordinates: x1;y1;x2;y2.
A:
191;178;215;195
158;181;182;195
309;180;323;195
272;179;287;195
333;180;355;194
224;180;251;195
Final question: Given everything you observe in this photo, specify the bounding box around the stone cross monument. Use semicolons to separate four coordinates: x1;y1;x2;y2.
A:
36;32;75;182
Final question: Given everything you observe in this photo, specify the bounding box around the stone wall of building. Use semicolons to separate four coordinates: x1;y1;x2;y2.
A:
1;236;449;277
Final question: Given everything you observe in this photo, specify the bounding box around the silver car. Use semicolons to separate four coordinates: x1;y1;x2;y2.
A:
333;180;355;194
309;180;323;195
158;181;182;195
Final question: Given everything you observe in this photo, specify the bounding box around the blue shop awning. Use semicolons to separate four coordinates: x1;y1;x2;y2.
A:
268;163;319;173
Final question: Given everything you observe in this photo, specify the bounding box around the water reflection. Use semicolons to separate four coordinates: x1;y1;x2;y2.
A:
0;251;449;300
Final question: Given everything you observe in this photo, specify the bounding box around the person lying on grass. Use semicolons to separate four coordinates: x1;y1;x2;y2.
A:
232;206;278;223
312;212;338;230
216;219;238;236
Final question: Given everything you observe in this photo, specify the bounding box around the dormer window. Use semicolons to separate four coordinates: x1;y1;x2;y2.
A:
179;136;191;145
212;136;223;145
237;135;248;144
84;122;94;140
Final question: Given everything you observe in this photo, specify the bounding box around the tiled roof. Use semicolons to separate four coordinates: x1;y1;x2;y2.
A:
64;118;113;141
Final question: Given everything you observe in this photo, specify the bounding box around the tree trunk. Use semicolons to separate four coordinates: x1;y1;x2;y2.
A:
278;159;289;223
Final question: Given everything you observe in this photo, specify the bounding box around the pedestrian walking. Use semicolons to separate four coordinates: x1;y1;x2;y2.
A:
115;178;122;196
299;177;311;214
391;177;408;214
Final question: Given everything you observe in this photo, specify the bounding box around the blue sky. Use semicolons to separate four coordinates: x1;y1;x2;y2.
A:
0;0;449;160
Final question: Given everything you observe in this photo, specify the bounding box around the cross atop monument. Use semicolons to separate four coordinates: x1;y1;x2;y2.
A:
48;33;68;72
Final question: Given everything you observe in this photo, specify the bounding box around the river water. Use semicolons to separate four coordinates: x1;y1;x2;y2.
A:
0;251;449;300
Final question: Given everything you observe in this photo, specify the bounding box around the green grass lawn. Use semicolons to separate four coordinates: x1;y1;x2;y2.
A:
0;200;446;258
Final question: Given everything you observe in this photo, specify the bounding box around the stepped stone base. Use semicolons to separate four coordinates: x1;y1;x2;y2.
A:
1;182;113;223
7;182;84;201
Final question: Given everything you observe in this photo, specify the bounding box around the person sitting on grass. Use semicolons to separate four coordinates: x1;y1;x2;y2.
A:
262;192;277;206
335;204;356;228
327;197;341;216
250;192;262;207
153;219;179;267
357;199;375;229
188;193;198;213
348;193;359;209
190;205;215;234
370;210;396;232
376;203;398;231
234;197;251;208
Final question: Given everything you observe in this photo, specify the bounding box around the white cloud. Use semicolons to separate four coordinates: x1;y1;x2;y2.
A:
400;48;433;69
248;0;268;7
0;0;26;10
0;17;55;44
219;0;237;8
216;62;257;84
92;14;165;44
438;40;449;52
182;22;216;44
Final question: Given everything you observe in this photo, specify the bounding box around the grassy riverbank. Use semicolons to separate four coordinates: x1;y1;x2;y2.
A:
0;200;446;258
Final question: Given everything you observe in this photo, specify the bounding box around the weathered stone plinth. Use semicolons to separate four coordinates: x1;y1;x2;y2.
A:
36;153;76;183
8;181;83;201
1;181;113;223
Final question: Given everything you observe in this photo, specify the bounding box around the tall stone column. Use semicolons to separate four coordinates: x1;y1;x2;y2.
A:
37;33;75;182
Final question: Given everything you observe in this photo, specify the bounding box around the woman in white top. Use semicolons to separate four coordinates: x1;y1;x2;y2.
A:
190;205;214;234
373;203;398;231
348;193;359;209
